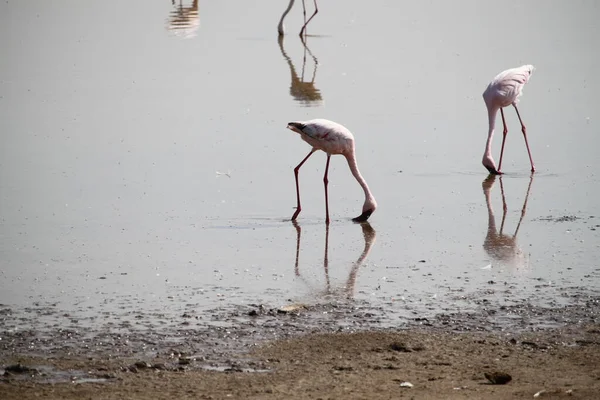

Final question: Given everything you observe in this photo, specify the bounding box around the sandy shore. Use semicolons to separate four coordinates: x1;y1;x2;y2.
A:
2;298;599;399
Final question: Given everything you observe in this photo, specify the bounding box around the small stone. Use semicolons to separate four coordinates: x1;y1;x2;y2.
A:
484;371;512;384
389;342;412;352
179;357;192;365
134;361;151;369
5;364;37;374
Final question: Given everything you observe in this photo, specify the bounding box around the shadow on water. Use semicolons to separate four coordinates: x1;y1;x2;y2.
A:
166;0;200;39
278;35;323;107
292;220;376;299
482;173;534;271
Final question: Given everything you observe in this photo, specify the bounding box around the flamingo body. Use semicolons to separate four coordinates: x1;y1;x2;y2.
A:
286;119;377;223
482;65;535;174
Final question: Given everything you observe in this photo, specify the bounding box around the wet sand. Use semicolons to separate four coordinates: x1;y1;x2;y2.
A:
2;294;599;399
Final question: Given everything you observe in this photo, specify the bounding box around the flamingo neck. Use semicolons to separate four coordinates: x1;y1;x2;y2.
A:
484;106;498;162
278;0;295;35
346;151;375;208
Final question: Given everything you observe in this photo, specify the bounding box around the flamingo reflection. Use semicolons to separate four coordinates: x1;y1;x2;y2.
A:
278;36;323;107
166;0;200;39
482;174;534;270
292;221;376;298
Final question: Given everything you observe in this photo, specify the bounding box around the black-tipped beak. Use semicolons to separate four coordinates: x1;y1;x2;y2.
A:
287;122;306;133
352;209;374;223
485;166;502;175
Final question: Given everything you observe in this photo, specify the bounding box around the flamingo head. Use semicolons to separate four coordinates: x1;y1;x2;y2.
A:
353;197;377;223
482;156;501;175
286;122;306;134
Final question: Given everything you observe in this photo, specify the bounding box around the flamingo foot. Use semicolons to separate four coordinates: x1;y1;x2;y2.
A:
291;208;301;221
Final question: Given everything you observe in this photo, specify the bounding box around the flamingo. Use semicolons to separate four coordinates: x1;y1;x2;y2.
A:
286;119;377;224
482;65;536;175
278;0;319;37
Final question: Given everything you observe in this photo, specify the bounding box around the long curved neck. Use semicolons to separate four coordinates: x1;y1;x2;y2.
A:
346;151;374;204
278;0;295;35
484;105;498;160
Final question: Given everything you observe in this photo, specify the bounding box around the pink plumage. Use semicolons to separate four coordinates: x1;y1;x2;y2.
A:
482;65;536;175
286;119;377;224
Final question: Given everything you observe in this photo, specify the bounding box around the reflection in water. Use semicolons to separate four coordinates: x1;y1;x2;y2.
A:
277;0;319;37
482;174;534;270
278;36;323;107
292;221;376;298
166;0;200;39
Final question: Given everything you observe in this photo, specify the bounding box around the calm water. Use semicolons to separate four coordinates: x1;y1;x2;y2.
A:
1;1;599;327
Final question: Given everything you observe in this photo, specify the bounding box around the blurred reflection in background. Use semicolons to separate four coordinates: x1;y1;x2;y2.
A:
293;221;376;299
166;0;200;39
278;36;323;107
482;174;534;272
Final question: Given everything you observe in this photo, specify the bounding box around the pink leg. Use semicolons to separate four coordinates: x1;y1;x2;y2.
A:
323;154;331;224
299;0;318;37
513;104;535;172
497;107;508;173
292;149;316;221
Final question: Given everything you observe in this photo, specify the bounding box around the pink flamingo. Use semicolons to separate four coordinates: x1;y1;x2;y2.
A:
286;119;377;224
277;0;319;37
482;65;536;175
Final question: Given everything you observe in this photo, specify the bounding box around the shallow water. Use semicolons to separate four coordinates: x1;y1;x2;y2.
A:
1;0;599;332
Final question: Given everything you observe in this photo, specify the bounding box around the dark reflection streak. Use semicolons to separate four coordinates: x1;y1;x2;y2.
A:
292;220;302;276
344;222;376;298
514;175;533;237
482;173;534;267
277;36;323;106
323;224;331;291
293;221;376;298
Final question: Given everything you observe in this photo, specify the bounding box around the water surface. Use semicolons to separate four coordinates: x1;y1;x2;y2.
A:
1;0;599;331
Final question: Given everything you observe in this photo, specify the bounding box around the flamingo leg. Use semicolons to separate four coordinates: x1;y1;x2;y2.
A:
292;149;316;221
497;107;509;173
513;103;535;172
323;153;331;224
299;0;318;37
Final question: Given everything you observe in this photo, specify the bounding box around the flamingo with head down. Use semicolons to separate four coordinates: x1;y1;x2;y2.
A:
286;119;377;224
482;65;536;175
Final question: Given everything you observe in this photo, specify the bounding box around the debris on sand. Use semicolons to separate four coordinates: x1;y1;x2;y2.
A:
484;371;512;384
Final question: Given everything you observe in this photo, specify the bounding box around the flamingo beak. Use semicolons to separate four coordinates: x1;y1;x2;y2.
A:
287;122;305;134
485;166;502;175
352;209;374;223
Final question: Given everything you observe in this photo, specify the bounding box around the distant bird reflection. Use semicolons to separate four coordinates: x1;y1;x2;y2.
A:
482;174;534;270
292;221;376;298
166;0;200;39
278;36;323;107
